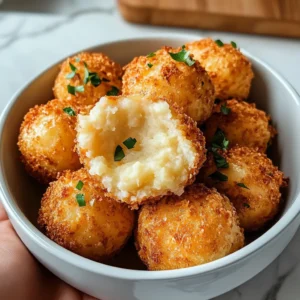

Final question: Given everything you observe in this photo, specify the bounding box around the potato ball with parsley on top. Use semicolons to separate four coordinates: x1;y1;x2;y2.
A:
203;99;276;152
186;38;254;100
135;184;244;271
200;146;287;231
54;52;122;107
122;46;215;123
18;99;81;184
76;94;206;208
38;169;135;262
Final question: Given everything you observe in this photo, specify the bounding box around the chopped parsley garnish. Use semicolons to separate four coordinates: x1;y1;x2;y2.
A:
237;182;250;189
75;57;80;62
231;41;237;48
209;171;228;181
215;39;224;47
76;180;84;191
123;137;137;149
114;145;125;161
83;62;102;87
147;52;156;58
213;151;229;169
65;63;77;79
220;104;231;115
147;63;153;68
106;86;119;96
211;128;229;151
63;107;76;116
168;45;195;66
67;84;84;95
76;194;86;207
214;98;221;104
243;203;250;208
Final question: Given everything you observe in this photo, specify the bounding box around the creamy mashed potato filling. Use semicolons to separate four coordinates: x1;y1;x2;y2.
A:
77;95;199;204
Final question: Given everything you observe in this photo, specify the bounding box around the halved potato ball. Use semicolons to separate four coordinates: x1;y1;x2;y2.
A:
122;46;215;123
76;95;206;208
203;99;276;152
186;38;254;100
18;99;81;184
135;184;244;270
200;147;287;231
38;169;135;262
54;52;122;107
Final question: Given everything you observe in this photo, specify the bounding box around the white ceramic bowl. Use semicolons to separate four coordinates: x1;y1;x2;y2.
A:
1;35;300;300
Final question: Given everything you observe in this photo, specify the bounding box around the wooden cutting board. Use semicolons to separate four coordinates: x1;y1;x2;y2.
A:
118;0;300;38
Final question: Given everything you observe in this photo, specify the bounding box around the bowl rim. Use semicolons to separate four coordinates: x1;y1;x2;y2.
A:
1;33;300;281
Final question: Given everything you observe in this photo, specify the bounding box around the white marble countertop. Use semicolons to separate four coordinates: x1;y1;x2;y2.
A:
1;1;300;299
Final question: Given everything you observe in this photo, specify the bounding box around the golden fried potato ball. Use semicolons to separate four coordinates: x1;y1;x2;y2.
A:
53;52;122;107
186;38;254;100
135;184;244;270
203;99;276;152
18;99;81;184
122;46;215;123
38;169;135;262
199;147;287;231
76;95;206;208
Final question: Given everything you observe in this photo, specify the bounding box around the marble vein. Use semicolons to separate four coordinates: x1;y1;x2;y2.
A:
0;6;115;51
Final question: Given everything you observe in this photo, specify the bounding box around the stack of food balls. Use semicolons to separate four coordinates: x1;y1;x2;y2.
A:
18;38;287;271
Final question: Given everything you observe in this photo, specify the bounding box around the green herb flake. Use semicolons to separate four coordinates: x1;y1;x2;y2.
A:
67;84;84;95
83;62;102;87
123;137;137;149
209;171;228;182
63;107;76;116
147;52;156;58
168;46;195;66
65;62;77;79
211;128;230;151
213;151;229;169
83;62;90;84
75;57;80;62
214;98;221;104
76;180;84;191
147;63;153;68
231;41;237;48
215;39;224;47
243;203;250;208
237;182;250;189
220;104;231;115
114;145;125;161
76;194;86;207
106;86;119;96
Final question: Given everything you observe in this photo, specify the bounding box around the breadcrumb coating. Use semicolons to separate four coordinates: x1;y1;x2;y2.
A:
136;184;244;270
38;169;135;261
186;38;254;100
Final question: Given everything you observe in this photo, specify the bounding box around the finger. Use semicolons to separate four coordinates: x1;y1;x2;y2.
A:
0;200;8;221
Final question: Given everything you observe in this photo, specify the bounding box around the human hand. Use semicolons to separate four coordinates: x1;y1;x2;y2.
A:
0;201;97;300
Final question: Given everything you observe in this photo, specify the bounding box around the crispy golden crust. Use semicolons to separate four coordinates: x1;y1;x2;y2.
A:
122;46;215;123
76;95;206;208
38;169;135;262
53;52;122;107
203;99;276;152
135;183;244;270
199;147;287;231
18;99;81;184
186;38;254;100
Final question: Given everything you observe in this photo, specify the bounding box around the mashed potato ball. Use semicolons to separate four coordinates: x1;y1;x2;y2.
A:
135;184;244;270
18;99;81;184
200;147;287;231
76;95;206;208
54;52;122;107
186;38;254;100
122;46;215;123
203;99;276;152
38;169;135;261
